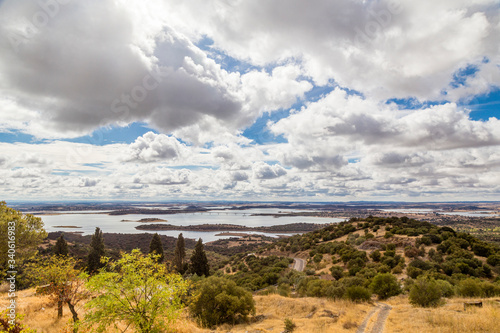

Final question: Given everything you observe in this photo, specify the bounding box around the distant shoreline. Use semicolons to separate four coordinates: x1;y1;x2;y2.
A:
135;222;326;233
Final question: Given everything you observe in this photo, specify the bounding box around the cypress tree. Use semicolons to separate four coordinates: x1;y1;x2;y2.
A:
173;233;186;274
87;227;105;273
190;238;209;277
53;234;68;318
53;234;68;256
148;233;164;263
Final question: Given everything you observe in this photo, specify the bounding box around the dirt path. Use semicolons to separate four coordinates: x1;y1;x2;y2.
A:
356;302;392;333
291;257;306;271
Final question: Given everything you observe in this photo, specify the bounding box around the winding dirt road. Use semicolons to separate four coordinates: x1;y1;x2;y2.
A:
356;302;392;333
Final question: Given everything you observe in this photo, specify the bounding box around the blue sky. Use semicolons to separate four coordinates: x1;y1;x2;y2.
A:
0;0;499;201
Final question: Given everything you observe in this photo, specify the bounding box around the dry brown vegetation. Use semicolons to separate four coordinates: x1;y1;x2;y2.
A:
3;288;500;332
385;296;500;333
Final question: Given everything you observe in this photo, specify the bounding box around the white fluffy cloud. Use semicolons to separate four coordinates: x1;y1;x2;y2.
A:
126;132;188;162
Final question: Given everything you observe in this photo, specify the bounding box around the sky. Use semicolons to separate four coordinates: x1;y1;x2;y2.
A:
0;0;499;202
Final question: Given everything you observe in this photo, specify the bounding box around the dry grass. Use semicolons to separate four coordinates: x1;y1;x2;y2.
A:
5;288;498;333
202;294;373;333
0;288;73;332
385;296;500;333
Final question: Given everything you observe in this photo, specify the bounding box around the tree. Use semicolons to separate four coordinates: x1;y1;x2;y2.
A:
84;250;188;333
190;238;209;277
54;234;68;256
189;276;255;328
173;233;186;274
370;273;401;300
87;227;105;274
148;233;164;263
409;278;443;307
28;255;88;322
0;201;47;276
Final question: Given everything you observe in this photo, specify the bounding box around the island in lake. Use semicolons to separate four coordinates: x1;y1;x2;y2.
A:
135;222;326;233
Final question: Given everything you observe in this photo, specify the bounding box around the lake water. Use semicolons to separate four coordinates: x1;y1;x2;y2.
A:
36;208;344;242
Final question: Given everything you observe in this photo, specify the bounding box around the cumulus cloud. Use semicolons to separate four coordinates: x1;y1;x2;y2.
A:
252;162;287;180
126;132;188;162
164;0;500;100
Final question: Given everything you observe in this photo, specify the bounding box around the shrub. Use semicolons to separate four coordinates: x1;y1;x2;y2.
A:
481;281;500;297
284;318;296;332
330;265;344;280
487;254;500;267
345;286;372;302
326;284;345;300
370;273;401;300
409;278;443;307
189;276;255;328
278;283;291;297
457;278;483;298
435;279;454;297
370;250;381;262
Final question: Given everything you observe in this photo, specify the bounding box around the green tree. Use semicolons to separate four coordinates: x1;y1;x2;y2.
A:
370;273;401;300
189;276;255;328
84;250;188;333
173;233;186;274
148;233;164;263
409;278;443;307
87;227;105;274
28;255;88;322
53;234;68;256
190;238;210;277
0;202;47;276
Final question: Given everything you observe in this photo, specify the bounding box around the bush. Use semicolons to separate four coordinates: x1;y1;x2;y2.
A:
481;281;500;297
409;278;443;307
330;265;344;280
189;276;255;328
435;279;454;297
370;273;401;300
345;286;372;303
284;318;296;332
487;254;500;267
457;278;483;298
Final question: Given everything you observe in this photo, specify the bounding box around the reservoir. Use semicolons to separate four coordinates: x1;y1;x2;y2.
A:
35;208;344;242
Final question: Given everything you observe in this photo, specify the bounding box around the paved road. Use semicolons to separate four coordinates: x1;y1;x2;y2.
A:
291;257;306;272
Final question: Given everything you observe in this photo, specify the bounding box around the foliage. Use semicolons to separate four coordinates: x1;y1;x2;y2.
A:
84;249;188;333
0;310;37;333
189;276;255;328
345;286;371;302
409;278;443;307
86;227;105;274
457;278;483;297
190;238;210;277
370;273;401;300
148;233;164;263
284;318;296;332
28;255;88;322
173;233;186;274
53;234;68;256
0;201;47;275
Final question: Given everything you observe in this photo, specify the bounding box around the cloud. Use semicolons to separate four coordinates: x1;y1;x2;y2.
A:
79;177;99;187
126;132;188;162
0;0;313;142
252;162;287;179
167;0;499;100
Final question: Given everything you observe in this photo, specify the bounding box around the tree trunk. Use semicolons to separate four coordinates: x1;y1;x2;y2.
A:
66;301;79;322
57;300;63;318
